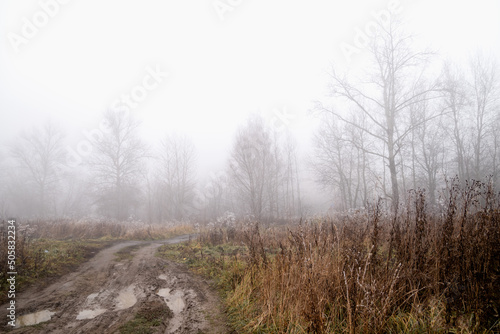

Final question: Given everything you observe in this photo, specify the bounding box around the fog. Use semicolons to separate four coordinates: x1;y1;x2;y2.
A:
1;0;499;221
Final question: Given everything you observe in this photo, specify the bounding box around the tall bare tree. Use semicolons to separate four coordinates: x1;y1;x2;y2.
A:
469;55;499;180
282;132;302;218
440;56;499;184
196;171;229;221
157;135;197;221
317;20;438;210
228;115;279;219
10;122;66;217
88;110;147;220
409;97;445;206
440;64;470;181
313;114;374;210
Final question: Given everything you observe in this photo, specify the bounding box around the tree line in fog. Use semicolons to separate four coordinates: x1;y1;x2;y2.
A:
1;22;498;221
0;110;304;222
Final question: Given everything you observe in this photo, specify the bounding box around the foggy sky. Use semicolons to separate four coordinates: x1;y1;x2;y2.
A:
1;0;499;182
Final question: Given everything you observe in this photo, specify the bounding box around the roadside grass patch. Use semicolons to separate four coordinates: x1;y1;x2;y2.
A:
157;184;500;333
157;241;247;290
0;238;110;304
114;244;144;262
0;219;197;305
119;300;172;334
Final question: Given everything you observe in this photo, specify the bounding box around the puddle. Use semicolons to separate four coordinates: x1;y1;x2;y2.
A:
158;274;168;280
157;288;185;313
76;309;107;320
86;293;99;302
115;285;137;310
157;288;185;331
16;310;56;327
157;288;170;298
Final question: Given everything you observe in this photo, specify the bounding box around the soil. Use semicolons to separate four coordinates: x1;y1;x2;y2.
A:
0;235;232;334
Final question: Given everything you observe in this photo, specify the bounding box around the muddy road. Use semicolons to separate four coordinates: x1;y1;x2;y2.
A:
1;235;231;333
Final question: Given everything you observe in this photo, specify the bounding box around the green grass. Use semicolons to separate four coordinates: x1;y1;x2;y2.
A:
0;220;197;306
114;244;144;262
0;239;110;304
157;241;246;289
119;301;172;334
157;240;249;331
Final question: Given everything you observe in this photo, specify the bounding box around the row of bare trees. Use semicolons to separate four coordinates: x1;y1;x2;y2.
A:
0;111;303;222
226;115;302;220
1;20;498;219
313;20;499;211
0;111;192;221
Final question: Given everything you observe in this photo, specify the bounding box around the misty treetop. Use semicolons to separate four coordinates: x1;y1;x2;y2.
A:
313;20;499;211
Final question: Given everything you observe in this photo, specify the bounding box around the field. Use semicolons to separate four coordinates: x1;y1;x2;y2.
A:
1;180;498;333
159;181;500;333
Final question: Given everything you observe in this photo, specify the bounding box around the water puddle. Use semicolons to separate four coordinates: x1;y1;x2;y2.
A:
159;289;184;311
76;308;107;320
86;293;99;302
115;285;137;310
157;288;169;299
157;288;185;331
16;310;56;327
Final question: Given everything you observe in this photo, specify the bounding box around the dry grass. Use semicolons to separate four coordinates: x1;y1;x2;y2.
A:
11;218;195;240
192;179;499;333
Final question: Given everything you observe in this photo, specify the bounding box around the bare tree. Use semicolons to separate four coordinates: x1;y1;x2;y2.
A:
440;64;470;181
282;133;302;218
88;110;147;220
10;122;66;217
440;56;499;184
492;110;500;188
313;115;374;210
0;149;9;218
409;97;446;206
144;167;166;223
316;20;438;210
157;135;197;221
228;115;279;219
469;55;499;180
197;171;229;221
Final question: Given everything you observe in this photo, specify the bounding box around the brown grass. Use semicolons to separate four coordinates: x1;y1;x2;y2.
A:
196;179;499;333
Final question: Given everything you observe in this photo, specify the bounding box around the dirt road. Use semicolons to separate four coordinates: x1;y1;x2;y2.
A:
1;235;231;333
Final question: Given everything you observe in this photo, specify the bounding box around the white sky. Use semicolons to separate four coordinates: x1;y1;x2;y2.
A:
1;0;499;178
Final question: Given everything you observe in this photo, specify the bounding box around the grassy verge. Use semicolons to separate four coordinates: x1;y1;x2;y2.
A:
157;183;499;333
0;219;195;305
0;238;110;304
157;241;247;289
156;240;248;331
119;300;172;334
114;244;144;262
159;233;499;334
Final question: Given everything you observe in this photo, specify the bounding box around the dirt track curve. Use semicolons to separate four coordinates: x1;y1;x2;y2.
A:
0;235;231;333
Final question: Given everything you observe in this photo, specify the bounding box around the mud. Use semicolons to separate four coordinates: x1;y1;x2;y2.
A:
1;235;231;333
